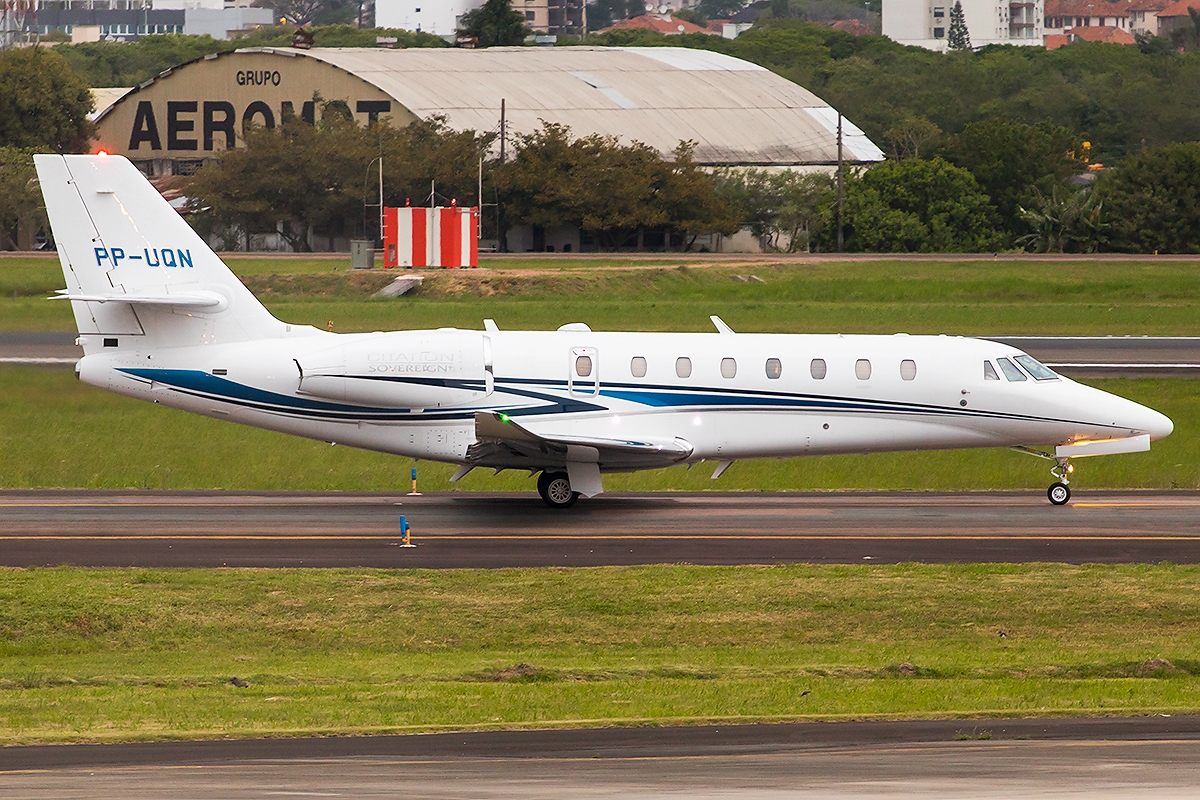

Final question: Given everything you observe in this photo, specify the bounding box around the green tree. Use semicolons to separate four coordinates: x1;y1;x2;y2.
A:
457;0;529;47
833;157;1001;253
656;142;740;248
1016;185;1106;253
715;168;834;251
941;117;1082;238
947;1;971;50
378;116;494;213
185;108;377;251
0;46;94;152
1098;142;1200;254
881;115;943;160
0;147;47;251
497;122;665;248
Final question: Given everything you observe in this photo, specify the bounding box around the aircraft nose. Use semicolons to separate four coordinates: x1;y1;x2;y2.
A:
1117;395;1174;440
1139;405;1174;440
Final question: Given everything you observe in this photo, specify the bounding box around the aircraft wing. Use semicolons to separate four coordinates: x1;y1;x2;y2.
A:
466;411;693;472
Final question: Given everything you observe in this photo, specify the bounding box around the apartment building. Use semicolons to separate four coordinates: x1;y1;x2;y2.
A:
884;0;1044;49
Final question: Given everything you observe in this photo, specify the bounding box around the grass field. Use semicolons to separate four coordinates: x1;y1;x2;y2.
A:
2;366;1195;491
1;563;1198;744
4;256;1200;334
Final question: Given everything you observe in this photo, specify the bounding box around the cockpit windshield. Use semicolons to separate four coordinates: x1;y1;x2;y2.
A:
1014;355;1059;381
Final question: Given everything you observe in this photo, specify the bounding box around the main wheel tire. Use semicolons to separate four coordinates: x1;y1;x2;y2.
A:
1048;482;1071;506
537;471;579;509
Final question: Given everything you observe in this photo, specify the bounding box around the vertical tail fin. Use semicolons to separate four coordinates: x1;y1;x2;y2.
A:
35;154;284;354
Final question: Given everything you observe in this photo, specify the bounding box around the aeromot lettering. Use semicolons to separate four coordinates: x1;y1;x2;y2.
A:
94;247;194;268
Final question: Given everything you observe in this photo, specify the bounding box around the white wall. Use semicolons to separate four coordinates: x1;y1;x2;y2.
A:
183;7;275;38
375;0;482;36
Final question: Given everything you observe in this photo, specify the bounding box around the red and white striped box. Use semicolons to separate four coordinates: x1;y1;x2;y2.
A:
383;206;478;268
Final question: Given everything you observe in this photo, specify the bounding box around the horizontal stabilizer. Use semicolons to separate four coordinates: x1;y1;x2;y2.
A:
467;411;693;472
51;289;227;309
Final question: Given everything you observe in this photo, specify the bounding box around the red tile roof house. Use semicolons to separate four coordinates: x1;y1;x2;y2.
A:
1046;0;1137;44
1155;0;1200;35
1127;0;1174;33
599;14;710;35
1043;0;1136;38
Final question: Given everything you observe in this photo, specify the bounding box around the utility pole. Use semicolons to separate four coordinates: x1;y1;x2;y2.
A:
377;155;383;242
836;112;844;253
499;98;506;164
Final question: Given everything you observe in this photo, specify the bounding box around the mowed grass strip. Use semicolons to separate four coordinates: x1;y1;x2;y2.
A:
2;366;1196;491
1;564;1199;743
4;256;1200;334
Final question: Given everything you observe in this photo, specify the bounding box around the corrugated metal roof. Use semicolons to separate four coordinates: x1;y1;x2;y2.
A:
236;46;883;165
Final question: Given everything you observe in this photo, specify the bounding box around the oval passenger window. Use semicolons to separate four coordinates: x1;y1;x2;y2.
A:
900;359;917;381
575;355;592;377
676;357;692;379
810;359;826;380
721;358;737;379
855;359;872;380
765;358;782;379
630;356;647;378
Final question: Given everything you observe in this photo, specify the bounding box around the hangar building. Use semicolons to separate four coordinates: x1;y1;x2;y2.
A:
93;45;884;179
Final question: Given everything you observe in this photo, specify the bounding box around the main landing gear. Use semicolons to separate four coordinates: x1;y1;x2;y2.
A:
537;470;579;509
1012;447;1074;506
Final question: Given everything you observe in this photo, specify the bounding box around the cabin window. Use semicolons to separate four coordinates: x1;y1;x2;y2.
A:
676;357;692;379
900;359;917;381
575;355;592;378
809;358;825;379
855;359;872;380
766;358;782;379
984;361;1000;380
997;357;1027;382
1015;355;1059;381
630;356;647;378
721;358;737;379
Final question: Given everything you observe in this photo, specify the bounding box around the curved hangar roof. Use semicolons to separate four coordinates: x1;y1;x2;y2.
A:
96;46;883;166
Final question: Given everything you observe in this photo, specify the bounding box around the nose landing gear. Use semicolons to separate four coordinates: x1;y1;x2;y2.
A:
1012;447;1075;506
1048;457;1073;506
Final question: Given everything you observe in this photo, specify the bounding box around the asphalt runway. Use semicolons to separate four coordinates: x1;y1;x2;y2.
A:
3;490;1199;567
5;333;1200;376
4;718;1200;799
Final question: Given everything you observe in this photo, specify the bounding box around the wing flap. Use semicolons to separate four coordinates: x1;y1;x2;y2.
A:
467;411;693;471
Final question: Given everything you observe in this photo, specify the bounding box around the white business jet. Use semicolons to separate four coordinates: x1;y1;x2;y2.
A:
35;154;1173;508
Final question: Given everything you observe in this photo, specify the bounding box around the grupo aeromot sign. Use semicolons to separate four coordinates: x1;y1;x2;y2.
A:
95;51;413;159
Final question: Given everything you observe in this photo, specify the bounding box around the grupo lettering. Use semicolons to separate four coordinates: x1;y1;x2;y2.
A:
237;70;281;87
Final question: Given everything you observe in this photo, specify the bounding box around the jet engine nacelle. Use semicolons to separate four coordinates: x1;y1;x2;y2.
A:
297;329;492;408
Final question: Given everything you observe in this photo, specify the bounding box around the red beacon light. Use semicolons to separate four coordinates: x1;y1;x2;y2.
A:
96;149;109;156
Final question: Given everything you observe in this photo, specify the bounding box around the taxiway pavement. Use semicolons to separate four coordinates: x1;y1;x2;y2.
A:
2;490;1198;567
4;717;1200;799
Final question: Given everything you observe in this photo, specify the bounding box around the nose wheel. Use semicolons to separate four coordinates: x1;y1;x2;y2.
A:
1048;481;1071;505
1047;457;1073;506
537;470;579;509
